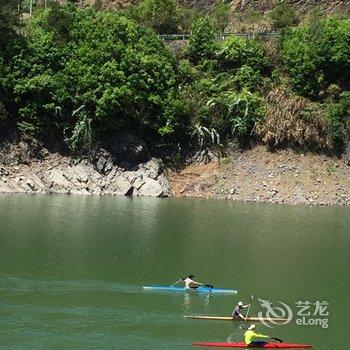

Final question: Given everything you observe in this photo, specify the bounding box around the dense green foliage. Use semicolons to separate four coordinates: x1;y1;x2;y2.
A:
7;6;186;150
0;0;23;125
218;35;269;74
137;0;179;34
280;18;350;97
0;3;349;156
187;18;218;63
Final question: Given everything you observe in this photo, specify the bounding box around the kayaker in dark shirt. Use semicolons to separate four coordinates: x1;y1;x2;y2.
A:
232;300;251;320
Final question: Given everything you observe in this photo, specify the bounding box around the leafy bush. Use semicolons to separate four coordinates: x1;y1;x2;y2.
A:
280;18;350;97
137;0;179;34
186;18;218;64
268;1;299;30
197;87;266;141
191;124;221;148
177;59;198;85
233;65;262;90
218;36;269;73
325;91;350;149
225;89;266;139
0;101;8;122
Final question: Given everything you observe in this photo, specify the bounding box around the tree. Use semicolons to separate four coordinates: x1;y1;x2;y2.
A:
11;8;185;148
0;0;22;58
187;18;218;64
138;0;179;34
0;0;24;128
280;18;350;97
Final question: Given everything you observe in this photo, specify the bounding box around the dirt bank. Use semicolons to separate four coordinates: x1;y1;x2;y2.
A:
169;146;350;206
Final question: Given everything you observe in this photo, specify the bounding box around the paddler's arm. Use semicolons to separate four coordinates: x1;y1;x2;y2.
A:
172;278;184;285
238;313;246;320
252;332;269;340
189;278;203;286
193;281;203;286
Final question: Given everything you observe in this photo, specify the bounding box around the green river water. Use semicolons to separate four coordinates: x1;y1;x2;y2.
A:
0;194;349;349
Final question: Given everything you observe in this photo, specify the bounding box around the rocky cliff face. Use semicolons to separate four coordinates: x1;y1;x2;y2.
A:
0;140;171;197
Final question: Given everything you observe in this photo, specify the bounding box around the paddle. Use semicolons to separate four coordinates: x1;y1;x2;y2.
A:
245;294;255;321
270;337;284;343
191;283;214;293
189;283;214;289
171;278;184;286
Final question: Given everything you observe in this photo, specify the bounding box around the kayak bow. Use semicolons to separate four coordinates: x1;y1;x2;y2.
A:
184;316;288;322
142;285;237;294
192;342;312;348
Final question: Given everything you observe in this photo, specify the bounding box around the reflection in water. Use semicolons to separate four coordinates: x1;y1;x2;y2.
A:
202;293;211;310
183;292;191;308
227;324;245;342
182;291;212;309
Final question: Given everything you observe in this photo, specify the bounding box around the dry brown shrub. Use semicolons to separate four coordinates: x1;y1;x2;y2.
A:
254;87;333;151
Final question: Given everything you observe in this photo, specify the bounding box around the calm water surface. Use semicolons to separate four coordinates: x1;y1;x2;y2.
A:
0;194;349;349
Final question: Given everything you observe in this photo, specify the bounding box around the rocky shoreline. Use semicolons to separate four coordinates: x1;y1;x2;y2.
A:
0;141;349;206
0;140;171;198
169;146;350;206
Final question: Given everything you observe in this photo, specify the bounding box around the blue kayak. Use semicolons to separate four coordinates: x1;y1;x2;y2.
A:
143;285;237;294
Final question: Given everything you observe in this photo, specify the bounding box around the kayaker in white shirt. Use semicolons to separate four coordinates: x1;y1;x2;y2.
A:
174;275;204;289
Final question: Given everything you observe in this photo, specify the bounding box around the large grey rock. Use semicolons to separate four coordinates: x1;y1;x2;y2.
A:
45;168;72;192
24;174;46;192
157;174;171;196
140;158;164;176
114;176;133;195
71;164;89;183
138;177;169;197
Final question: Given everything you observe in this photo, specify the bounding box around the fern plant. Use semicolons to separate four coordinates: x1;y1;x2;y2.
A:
64;105;93;152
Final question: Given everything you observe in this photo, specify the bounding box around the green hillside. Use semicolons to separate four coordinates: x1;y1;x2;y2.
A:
1;0;349;160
